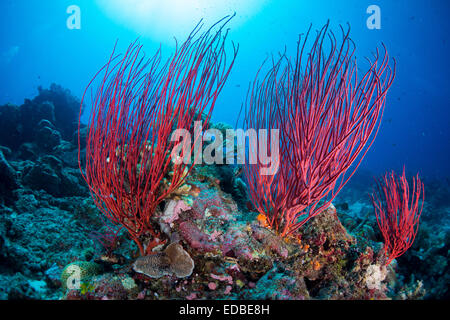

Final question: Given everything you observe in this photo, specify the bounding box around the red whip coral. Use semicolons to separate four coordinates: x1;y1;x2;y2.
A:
243;22;395;237
78;17;238;255
371;168;424;265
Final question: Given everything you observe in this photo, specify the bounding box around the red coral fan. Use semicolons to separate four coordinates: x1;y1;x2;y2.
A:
243;21;395;237
371;168;424;265
78;17;237;255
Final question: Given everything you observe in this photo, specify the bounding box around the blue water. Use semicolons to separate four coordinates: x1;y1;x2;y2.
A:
0;0;449;180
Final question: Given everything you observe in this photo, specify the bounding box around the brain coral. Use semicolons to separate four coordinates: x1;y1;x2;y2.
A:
61;261;102;290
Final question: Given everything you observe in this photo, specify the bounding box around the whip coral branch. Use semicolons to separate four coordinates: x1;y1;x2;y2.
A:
78;16;238;255
371;168;424;265
243;21;395;237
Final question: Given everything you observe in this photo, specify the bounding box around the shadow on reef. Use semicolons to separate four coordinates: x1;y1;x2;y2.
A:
0;85;447;300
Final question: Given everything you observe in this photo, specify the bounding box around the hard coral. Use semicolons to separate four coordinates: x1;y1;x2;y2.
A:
60;261;102;290
133;243;194;279
165;242;195;278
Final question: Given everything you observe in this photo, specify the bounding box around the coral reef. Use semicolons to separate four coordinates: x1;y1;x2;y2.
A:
0;85;115;299
57;172;396;300
335;172;449;299
0;85;446;300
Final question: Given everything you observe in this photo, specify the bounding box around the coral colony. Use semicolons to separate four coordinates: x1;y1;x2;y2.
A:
0;17;434;300
371;168;424;266
78;18;238;256
243;22;395;238
74;18;424;299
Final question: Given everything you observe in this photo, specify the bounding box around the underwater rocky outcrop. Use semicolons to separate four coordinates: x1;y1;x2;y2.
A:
0;84;98;299
0;85;447;300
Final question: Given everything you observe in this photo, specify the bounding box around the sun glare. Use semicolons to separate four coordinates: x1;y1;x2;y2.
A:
95;0;267;44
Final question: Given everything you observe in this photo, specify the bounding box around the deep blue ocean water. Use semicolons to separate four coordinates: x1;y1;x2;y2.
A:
0;1;449;181
1;1;449;181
